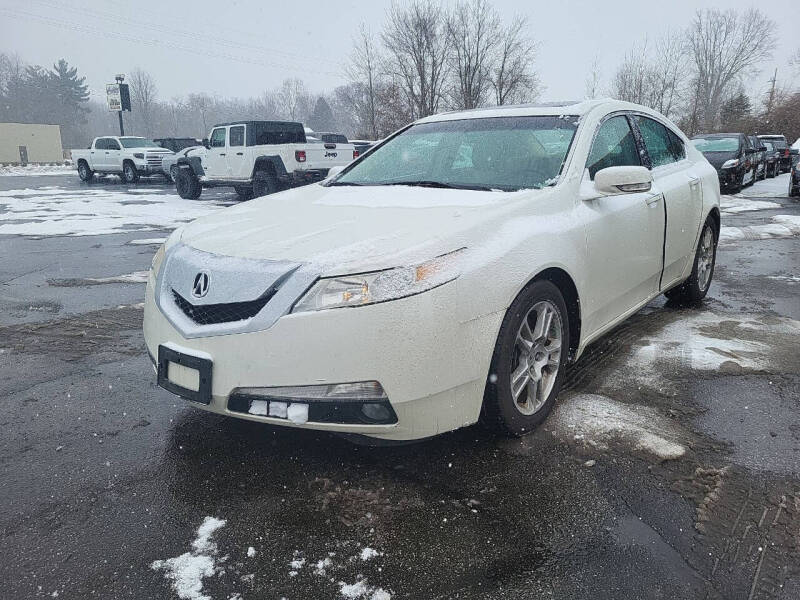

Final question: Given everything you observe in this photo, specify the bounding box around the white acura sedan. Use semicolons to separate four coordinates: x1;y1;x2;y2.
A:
144;99;720;441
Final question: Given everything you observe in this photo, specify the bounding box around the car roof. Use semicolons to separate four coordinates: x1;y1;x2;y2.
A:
415;98;659;124
211;120;303;128
692;133;743;138
757;134;786;139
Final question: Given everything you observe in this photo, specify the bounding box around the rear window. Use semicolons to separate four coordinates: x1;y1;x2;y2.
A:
321;134;349;144
692;137;740;152
252;122;305;145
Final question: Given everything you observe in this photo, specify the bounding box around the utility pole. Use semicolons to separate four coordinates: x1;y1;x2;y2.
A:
115;74;125;136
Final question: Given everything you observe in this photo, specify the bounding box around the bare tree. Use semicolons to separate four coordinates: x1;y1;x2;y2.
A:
187;93;214;134
649;32;689;119
611;40;654;106
128;68;158;136
790;48;800;76
446;0;500;110
347;24;381;138
277;78;311;121
382;0;450;118
584;55;601;100
490;15;540;105
687;8;775;130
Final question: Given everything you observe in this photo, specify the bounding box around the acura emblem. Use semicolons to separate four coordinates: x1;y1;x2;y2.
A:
192;272;210;298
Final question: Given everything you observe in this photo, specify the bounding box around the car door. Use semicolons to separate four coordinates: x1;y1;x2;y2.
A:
205;127;228;178
633;115;702;289
581;114;665;331
226;124;248;178
105;138;122;172
92;138;108;170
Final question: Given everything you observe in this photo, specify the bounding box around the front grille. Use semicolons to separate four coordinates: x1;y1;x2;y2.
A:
172;290;273;325
146;154;164;167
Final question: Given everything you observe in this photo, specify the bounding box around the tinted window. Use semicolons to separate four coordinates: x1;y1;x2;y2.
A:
586;116;641;179
335;116;579;192
106;139;121;150
229;126;245;147
119;138;160;148
210;128;226;148
321;134;348;144
666;129;685;161
635;116;681;167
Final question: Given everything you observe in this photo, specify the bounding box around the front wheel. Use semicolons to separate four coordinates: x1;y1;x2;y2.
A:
168;166;178;183
665;220;717;304
175;168;202;200
482;280;570;437
122;161;139;184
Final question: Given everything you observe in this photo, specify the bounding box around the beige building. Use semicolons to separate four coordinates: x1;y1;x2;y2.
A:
0;122;64;164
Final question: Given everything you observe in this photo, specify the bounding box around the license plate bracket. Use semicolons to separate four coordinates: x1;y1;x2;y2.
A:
157;344;213;405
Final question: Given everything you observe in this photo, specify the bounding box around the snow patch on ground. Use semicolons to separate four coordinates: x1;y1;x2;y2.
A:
720;195;780;214
0;186;227;236
720;214;800;244
553;394;685;460
735;172;790;198
150;516;227;600
767;275;800;283
339;579;392;600
0;164;73;176
85;271;149;284
360;547;381;561
129;237;167;245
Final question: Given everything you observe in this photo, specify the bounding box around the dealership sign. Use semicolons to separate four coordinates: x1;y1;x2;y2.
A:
106;83;132;112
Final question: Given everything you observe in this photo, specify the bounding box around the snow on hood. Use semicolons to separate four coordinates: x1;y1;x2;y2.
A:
179;183;537;273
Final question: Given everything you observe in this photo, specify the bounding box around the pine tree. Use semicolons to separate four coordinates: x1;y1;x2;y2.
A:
308;97;336;132
49;59;89;148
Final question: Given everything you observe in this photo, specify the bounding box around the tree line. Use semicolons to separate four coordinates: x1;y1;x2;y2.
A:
1;1;798;148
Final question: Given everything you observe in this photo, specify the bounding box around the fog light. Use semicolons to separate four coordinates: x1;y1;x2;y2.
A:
361;403;392;423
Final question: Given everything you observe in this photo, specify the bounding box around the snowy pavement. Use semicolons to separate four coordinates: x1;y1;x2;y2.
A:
1;174;799;599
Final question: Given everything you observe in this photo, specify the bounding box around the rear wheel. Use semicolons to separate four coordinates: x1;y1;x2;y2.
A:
168;166;178;183
77;161;93;182
665;220;717;304
252;170;278;198
482;280;569;437
175;168;202;200
234;185;254;200
122;161;139;184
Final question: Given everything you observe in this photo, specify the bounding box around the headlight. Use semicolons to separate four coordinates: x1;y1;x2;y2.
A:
292;248;466;313
722;159;739;169
150;244;166;275
133;153;145;159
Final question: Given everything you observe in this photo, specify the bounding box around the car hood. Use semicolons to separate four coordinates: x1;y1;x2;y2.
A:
178;183;536;274
701;151;739;169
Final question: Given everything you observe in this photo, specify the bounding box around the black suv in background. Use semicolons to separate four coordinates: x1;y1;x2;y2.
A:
761;140;782;178
758;135;791;173
691;133;757;192
154;137;201;152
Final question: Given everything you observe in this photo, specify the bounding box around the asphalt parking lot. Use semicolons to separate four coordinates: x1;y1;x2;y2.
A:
1;172;799;599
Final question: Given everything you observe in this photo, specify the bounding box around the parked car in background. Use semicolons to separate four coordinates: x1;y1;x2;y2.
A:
162;145;203;182
145;99;720;440
351;139;377;155
72;136;173;183
691;133;756;192
748;135;767;180
790;153;800;198
761;140;781;178
758;134;791;173
154;137;202;153
174;120;357;200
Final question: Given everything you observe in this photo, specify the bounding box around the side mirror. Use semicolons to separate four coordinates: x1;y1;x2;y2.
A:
745;148;756;155
760;146;768;152
325;165;345;181
202;138;210;149
593;166;653;194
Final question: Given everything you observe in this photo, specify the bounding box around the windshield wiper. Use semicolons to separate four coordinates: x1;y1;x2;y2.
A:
327;181;366;186
385;180;494;191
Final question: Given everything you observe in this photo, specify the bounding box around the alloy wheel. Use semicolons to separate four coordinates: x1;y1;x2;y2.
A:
510;301;562;416
697;226;714;291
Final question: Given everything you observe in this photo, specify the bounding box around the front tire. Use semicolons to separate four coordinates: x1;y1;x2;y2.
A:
482;280;570;437
122;161;139;184
175;168;202;200
168;166;178;183
665;220;717;304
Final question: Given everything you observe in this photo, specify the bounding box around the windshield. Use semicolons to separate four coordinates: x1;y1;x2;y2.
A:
333;116;579;192
120;138;160;148
763;141;774;151
692;137;739;152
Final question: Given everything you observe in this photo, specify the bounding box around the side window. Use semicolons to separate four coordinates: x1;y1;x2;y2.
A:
229;125;245;147
586;116;641;179
667;129;685;162
107;139;121;150
95;138;108;150
636;116;678;167
210;128;226;148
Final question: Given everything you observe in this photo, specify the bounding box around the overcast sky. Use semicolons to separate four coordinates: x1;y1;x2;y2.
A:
1;0;797;105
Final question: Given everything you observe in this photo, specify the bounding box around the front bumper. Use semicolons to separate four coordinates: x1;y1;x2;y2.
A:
143;272;502;440
717;167;741;189
283;168;330;186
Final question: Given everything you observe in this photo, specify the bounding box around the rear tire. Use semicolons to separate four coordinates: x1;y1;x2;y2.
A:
122;161;139;184
168;166;178;183
664;219;717;304
252;170;278;198
175;168;202;200
77;161;94;182
482;280;570;437
234;185;254;201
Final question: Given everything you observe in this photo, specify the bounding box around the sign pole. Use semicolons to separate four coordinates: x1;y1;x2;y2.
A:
118;111;125;136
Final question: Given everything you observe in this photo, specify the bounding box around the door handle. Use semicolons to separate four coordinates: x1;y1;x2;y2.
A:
646;193;663;206
236;152;243;156
219;153;226;156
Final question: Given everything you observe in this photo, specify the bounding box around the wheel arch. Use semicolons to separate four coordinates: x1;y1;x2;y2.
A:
706;206;721;241
521;267;582;361
252;155;288;179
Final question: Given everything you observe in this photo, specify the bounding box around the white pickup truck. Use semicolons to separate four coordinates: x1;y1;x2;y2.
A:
72;136;174;183
174;120;358;200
